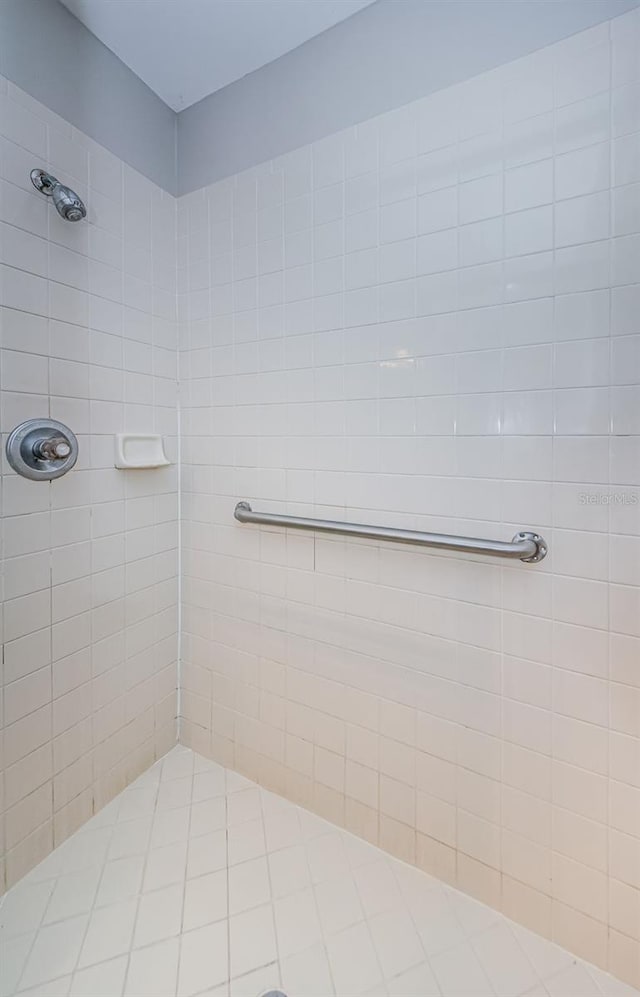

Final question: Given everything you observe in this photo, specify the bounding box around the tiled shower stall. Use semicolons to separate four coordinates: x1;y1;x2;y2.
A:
1;2;640;994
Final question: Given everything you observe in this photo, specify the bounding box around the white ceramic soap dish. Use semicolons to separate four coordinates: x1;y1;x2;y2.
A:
114;434;170;469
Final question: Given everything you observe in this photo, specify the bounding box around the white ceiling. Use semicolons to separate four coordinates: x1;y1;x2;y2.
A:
60;0;376;111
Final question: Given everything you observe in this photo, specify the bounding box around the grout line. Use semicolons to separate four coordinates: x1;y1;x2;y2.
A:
172;751;195;997
176;283;183;745
223;762;231;992
259;784;283;992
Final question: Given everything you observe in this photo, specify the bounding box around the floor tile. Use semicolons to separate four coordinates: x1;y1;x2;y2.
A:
20;915;88;990
511;922;576;981
134;884;184;948
192;771;226;803
117;788;158;824
325;920;383;996
77;899;137;969
471;922;539;997
0;882;53;939
95;856;145;909
108;819;152;862
225;771;254;795
189;799;226;839
368;907;425;981
261;788;296;817
151;808;190;849
229;903;277;979
226;789;261;827
69;956;127;997
229;962;281;997
157;778;193;813
589;967;640;997
228;856;271;916
182;869;227;931
546;963;602;996
199;984;228;996
161;750;195;784
263;809;302;853
268;844;311;899
186;830;227;879
143;842;188;892
344;833;385;870
273;886;322;958
57;828;111;876
449;889;502;937
306;832;349;885
2;931;37;996
354;859;403;918
409;885;465;957
430;939;494;997
177;922;228;997
227;818;266;867
385;960;441;997
314;873;364;935
125;937;180;996
281;942;336;996
16;977;71;997
43;869;101;925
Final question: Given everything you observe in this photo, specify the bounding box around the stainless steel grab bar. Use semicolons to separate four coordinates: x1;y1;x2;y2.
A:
234;502;548;563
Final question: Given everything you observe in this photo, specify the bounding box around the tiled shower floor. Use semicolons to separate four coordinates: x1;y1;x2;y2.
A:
1;747;637;997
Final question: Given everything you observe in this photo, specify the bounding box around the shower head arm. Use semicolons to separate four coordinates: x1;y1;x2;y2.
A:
30;169;60;195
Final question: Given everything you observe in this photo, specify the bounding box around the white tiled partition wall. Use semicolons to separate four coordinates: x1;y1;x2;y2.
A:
178;8;640;988
0;78;179;891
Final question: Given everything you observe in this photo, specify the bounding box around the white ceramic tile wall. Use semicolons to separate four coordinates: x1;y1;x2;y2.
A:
178;9;640;988
0;79;179;891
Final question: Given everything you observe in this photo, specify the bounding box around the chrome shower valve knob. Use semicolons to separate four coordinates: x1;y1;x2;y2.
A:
6;419;79;481
33;437;72;461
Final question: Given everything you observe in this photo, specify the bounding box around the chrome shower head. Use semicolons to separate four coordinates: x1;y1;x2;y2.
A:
30;169;86;222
